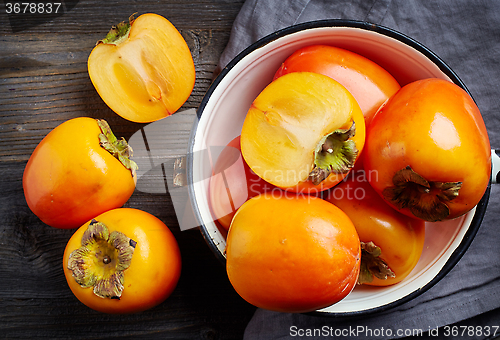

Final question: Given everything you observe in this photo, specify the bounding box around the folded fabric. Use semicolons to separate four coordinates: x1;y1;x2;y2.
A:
215;0;500;339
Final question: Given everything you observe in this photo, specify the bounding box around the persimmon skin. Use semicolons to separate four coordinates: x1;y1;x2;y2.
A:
226;193;361;313
63;208;182;314
325;175;425;286
23;117;136;229
88;13;195;123
208;136;274;231
274;45;401;127
241;72;365;193
364;78;491;221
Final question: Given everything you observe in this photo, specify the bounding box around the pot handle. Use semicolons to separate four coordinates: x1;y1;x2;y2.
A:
492;149;500;184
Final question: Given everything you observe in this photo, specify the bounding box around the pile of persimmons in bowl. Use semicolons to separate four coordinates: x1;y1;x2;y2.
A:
191;20;491;315
21;13;491;316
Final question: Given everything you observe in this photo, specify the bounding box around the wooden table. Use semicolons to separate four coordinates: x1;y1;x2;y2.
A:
0;1;259;338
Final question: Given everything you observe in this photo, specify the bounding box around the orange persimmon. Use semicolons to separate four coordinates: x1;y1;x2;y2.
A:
325;175;425;286
226;193;360;313
63;208;181;314
364;78;491;221
274;45;400;127
23;117;136;229
208;136;274;231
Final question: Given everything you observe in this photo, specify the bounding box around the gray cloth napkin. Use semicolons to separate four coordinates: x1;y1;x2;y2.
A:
216;0;500;339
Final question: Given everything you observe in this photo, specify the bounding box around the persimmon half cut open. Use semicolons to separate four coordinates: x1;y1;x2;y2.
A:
88;13;195;123
240;72;365;193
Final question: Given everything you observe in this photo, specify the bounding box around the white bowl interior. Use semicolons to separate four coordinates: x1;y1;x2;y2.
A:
191;25;477;314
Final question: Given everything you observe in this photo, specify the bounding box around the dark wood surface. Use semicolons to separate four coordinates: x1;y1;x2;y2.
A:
0;1;260;339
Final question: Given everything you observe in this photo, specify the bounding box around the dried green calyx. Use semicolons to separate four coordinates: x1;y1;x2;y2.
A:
382;166;462;222
67;219;137;299
97;119;138;179
309;121;358;185
358;241;395;285
97;13;136;45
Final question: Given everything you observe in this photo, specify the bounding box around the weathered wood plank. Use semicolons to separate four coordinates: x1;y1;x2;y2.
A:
0;1;257;339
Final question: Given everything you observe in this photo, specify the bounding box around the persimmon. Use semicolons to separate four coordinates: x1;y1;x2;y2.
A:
364;78;491;221
240;72;365;193
324;174;425;286
226;193;361;313
274;45;401;127
88;13;195;123
63;208;181;314
23;117;137;229
208;136;274;231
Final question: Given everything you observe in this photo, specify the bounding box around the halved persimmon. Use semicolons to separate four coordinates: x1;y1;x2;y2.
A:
240;72;365;193
88;13;195;123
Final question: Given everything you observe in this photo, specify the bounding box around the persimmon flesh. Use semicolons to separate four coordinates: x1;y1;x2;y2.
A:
88;13;195;123
240;72;365;192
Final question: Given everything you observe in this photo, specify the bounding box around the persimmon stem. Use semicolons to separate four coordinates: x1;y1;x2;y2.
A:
309;121;358;185
382;166;462;221
67;220;137;299
358;241;395;285
97;119;138;178
97;13;137;45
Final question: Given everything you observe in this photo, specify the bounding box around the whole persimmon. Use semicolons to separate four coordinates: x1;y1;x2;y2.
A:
88;13;195;123
23;117;137;229
364;78;491;221
208;136;274;231
240;72;365;194
226;193;361;313
274;45;401;127
63;208;181;314
325;174;425;286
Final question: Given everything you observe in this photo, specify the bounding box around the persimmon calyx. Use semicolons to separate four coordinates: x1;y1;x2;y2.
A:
358;241;395;285
309;121;358;185
67;219;137;299
382;166;462;222
97;119;138;178
98;13;136;45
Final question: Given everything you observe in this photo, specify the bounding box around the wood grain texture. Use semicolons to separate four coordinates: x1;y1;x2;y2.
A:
0;1;258;339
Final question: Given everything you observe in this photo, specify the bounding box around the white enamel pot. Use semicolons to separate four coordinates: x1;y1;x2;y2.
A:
188;20;493;316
